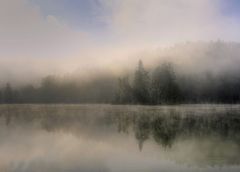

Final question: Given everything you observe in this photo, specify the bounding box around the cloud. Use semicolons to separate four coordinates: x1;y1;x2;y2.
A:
102;0;240;44
0;0;91;58
0;0;94;84
1;0;240;58
0;0;240;84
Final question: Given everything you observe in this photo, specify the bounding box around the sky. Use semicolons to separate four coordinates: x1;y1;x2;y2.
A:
29;0;240;36
0;0;240;84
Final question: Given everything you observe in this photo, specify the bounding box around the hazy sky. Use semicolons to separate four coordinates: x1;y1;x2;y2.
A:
29;0;240;43
0;0;240;83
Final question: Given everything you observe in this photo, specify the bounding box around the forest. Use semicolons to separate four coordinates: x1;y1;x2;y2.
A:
116;60;240;104
1;58;240;104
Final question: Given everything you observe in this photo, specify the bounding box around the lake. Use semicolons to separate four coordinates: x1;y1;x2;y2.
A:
0;104;240;172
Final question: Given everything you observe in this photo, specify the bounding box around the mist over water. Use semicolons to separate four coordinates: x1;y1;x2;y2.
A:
1;104;240;172
1;0;240;171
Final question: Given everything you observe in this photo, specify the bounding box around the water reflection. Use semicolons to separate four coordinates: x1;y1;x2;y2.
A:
0;105;240;171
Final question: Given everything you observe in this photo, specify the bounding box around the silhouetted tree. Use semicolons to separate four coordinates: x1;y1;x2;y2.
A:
0;91;2;103
19;85;38;103
39;76;59;103
133;60;150;104
3;83;14;103
116;76;133;104
151;63;181;104
216;74;240;103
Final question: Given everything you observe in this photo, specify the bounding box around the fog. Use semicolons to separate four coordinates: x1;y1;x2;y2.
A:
1;0;240;85
0;104;240;172
1;1;240;171
1;41;240;87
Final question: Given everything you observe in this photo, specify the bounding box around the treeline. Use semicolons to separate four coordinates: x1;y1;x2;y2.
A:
116;60;240;104
0;76;117;104
115;61;181;104
1;60;240;104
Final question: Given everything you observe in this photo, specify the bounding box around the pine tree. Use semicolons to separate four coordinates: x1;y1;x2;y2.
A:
151;63;181;104
3;83;14;103
132;60;150;104
116;76;133;104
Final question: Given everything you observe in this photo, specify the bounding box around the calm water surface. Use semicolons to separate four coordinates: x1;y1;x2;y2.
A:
0;104;240;172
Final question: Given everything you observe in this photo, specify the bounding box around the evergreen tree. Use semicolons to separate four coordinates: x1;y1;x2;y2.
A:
116;76;133;104
133;60;150;104
151;63;181;104
0;90;2;103
3;83;14;103
40;76;58;103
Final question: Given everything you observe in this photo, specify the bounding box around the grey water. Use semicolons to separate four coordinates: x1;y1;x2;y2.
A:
0;104;240;172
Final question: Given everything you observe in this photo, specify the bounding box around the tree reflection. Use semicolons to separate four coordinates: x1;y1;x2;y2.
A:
151;114;180;148
1;105;240;151
135;115;151;151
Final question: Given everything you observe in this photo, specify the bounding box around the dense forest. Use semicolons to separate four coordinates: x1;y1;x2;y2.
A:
116;60;240;104
0;59;240;104
0;76;117;104
1;42;240;104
